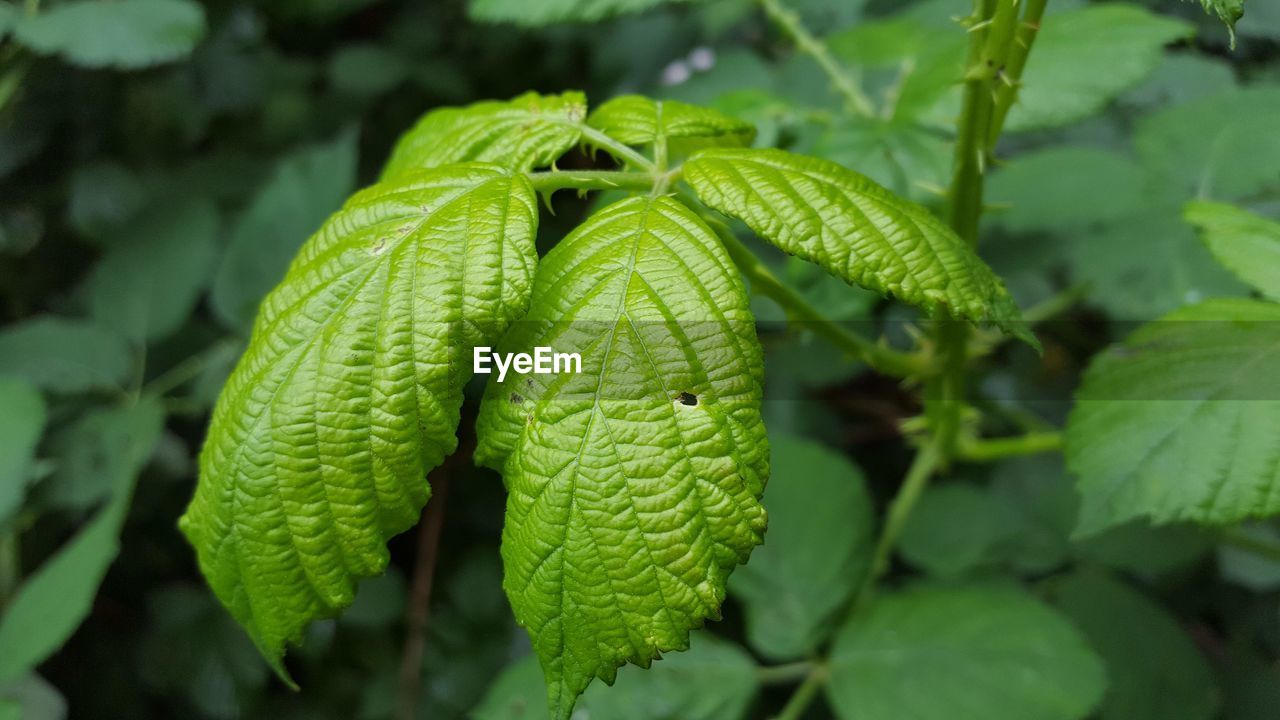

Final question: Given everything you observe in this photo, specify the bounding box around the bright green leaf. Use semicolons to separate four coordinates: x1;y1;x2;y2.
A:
475;196;768;720
181;164;540;682
0;378;45;525
0;399;163;685
1185;201;1280;300
473;633;758;720
13;0;206;69
827;583;1106;720
211;130;358;333
381;92;587;179
683;147;1033;344
84;197;220;343
729;436;872;660
1049;570;1219;720
1008;5;1193;132
468;0;677;26
812;117;952;204
587;95;755;152
0;316;132;394
1067;298;1280;535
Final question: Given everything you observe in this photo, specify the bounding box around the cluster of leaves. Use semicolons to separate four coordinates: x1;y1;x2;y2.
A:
2;1;1280;720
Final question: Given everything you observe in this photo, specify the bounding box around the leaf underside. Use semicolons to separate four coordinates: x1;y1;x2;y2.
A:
180;164;539;679
1067;298;1280;535
682;148;1034;346
475;195;769;720
380;91;588;179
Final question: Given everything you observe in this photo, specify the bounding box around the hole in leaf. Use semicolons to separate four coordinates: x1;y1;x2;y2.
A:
509;393;524;405
676;391;698;407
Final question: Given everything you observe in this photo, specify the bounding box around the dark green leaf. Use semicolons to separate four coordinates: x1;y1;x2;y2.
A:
13;0;206;69
1185;201;1280;300
0;316;132;394
0;378;45;525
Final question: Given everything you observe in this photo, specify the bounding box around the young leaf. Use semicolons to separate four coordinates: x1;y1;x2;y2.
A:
1049;570;1219;720
0;399;163;685
468;0;674;26
0;378;45;526
1185;201;1280;300
474;196;768;720
181;164;540;681
12;0;206;69
729;436;872;661
587;95;755;150
1182;0;1246;46
1067;298;1280;535
84;197;220;343
0;316;132;394
1008;5;1193;132
381;92;588;179
682;148;1033;344
827;583;1106;720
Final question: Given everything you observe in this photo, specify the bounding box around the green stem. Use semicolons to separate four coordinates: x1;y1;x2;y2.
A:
956;430;1062;462
853;441;943;608
1219;528;1280;564
705;212;930;378
774;666;828;720
756;661;816;685
989;0;1048;145
758;0;875;117
577;125;655;171
526;169;659;194
142;339;238;400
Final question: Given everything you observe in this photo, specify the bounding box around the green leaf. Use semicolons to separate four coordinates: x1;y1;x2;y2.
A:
0;316;132;394
474;633;758;720
67;160;151;240
898;482;1015;578
0;399;163;685
1067;298;1280;535
1217;523;1280;591
474;195;768;720
1185;201;1280;300
181;164;539;682
1182;0;1246;46
729;436;872;660
0;674;65;720
381;92;587;180
1007;5;1193;132
211;130;358;333
0;378;45;526
84;197;220;343
13;0;206;70
987;147;1151;233
682;148;1033;344
812;117;953;204
328;44;411;99
1074;521;1211;580
0;3;16;39
1049;570;1219;720
587;95;755;152
468;0;676;26
827;583;1106;720
1136;86;1280;202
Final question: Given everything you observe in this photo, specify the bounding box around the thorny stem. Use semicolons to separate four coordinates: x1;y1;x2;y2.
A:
526;169;659;194
758;0;875;117
956;430;1063;462
989;0;1049;145
396;468;452;720
772;664;828;720
578;124;656;171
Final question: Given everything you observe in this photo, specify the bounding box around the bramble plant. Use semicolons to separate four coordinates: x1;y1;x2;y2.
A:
170;0;1280;719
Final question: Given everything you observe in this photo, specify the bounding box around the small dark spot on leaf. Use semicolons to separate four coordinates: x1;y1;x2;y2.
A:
510;393;524;405
676;391;698;407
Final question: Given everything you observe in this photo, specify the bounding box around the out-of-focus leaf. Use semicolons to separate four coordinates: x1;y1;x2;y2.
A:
1049;570;1219;720
468;0;677;26
1067;299;1280;534
0;317;132;394
1075;521;1211;580
341;570;407;628
1008;5;1193;132
899;482;1014;577
0;378;44;525
43;400;169;512
66;161;151;240
473;633;758;720
813;117;951;203
13;0;207;69
1184;201;1280;300
1122;54;1236;110
987;147;1150;233
210;129;357;333
0;2;16;39
0;399;164;685
987;457;1079;574
0;674;65;720
85;197;220;343
1182;0;1245;46
1217;523;1280;591
329;44;411;98
729;436;873;660
827;583;1106;720
1136;86;1280;202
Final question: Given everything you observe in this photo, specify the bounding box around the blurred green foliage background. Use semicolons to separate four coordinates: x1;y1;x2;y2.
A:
1;0;1279;719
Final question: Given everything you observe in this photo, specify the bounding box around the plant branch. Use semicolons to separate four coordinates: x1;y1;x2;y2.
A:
526;169;659;194
756;661;817;685
577;125;656;171
956;430;1062;462
989;0;1049;145
395;468;452;720
758;0;875;117
773;664;828;720
1219;528;1280;564
141;338;239;400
